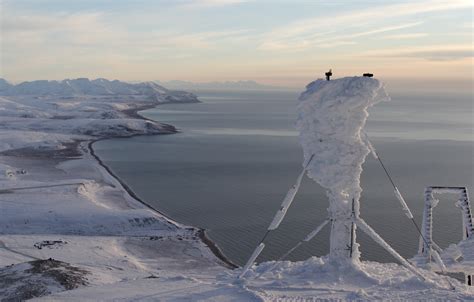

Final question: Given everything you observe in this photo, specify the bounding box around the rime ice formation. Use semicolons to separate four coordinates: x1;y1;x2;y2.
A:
296;76;389;262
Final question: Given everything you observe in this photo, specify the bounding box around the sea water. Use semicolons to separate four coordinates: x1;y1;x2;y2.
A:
94;88;473;265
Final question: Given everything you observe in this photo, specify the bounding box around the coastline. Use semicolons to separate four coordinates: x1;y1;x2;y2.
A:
88;105;239;269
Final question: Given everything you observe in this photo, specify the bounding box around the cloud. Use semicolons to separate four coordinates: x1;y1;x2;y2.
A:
383;33;428;39
2;0;472;82
177;0;249;8
259;21;423;51
461;22;474;29
2;12;120;47
2;10;250;52
259;0;472;51
318;41;356;48
2;9;254;80
349;22;423;38
362;45;473;61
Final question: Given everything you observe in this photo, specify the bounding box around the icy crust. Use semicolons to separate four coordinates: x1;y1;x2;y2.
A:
296;77;389;202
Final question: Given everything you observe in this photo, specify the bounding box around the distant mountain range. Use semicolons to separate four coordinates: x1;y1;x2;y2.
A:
156;80;285;91
0;78;199;103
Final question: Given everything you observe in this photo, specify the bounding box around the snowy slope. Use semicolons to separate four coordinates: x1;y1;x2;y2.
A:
33;256;473;301
0;259;89;300
0;142;229;301
0;79;230;300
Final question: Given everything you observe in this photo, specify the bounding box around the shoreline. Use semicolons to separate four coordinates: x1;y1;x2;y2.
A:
87;105;239;269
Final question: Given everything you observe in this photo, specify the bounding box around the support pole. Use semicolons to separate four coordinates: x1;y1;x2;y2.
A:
254;219;330;279
356;218;429;282
349;198;356;259
239;243;265;278
328;194;360;263
238;155;314;279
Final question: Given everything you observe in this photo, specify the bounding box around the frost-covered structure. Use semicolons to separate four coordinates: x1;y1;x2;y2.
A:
296;77;389;262
242;76;428;281
412;186;474;284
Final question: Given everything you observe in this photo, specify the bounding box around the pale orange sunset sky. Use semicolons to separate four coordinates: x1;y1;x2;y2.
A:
1;0;472;87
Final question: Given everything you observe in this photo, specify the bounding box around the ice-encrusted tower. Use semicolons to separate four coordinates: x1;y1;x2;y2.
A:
241;76;429;281
296;76;389;263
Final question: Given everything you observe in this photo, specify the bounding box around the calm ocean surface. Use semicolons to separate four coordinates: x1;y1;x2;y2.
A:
94;88;473;265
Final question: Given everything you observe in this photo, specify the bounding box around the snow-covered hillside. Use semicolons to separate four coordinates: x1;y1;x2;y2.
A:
0;78;199;152
0;79;232;300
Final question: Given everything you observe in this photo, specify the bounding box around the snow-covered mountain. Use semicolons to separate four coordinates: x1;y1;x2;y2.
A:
0;78;202;150
0;78;199;103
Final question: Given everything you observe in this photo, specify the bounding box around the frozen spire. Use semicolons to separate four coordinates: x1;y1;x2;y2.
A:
296;76;389;262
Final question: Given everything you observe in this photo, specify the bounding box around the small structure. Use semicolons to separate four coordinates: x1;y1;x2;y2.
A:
363;73;374;78
412;186;473;285
325;69;332;81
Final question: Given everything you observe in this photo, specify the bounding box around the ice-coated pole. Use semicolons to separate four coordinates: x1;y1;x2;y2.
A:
239;155;314;279
268;154;314;230
361;131;378;160
239;243;265;278
303;219;329;242
363;135;440;263
356;218;430;282
394;187;414;219
253;219;330;280
363;133;414;219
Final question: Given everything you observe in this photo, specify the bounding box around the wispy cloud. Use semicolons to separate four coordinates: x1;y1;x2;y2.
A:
318;41;356;48
2;12;121;48
259;21;423;51
350;22;423;38
383;33;429;39
1;9;255;82
259;0;471;51
3;11;250;51
177;0;249;9
461;22;474;29
362;45;473;61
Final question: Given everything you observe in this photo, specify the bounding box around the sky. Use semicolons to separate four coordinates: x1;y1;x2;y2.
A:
1;0;472;87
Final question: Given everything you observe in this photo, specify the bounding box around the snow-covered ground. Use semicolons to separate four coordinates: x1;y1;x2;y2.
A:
0;78;472;300
0;79;233;300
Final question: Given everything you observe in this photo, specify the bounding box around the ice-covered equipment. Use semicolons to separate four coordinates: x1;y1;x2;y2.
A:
296;76;389;262
412;186;474;285
241;76;436;284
